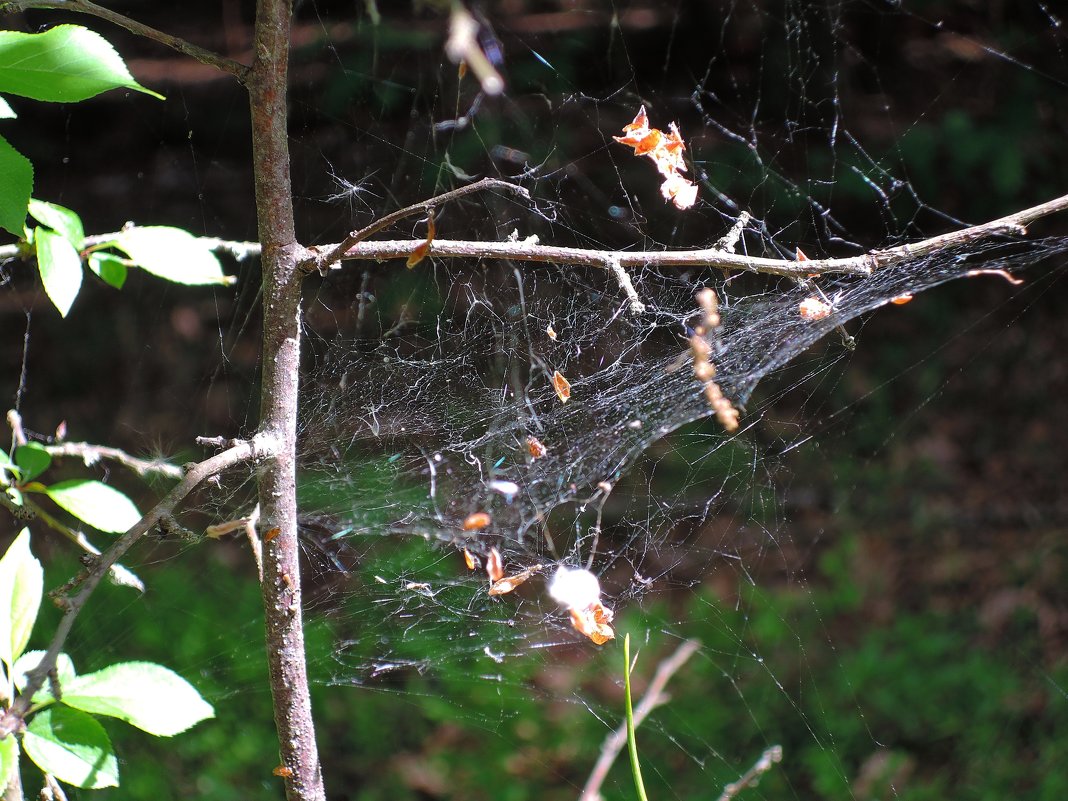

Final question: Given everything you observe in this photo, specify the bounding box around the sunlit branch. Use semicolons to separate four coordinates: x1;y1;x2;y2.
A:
580;638;701;801
306;177;532;274
4;0;250;81
43;441;184;480
0;435;270;739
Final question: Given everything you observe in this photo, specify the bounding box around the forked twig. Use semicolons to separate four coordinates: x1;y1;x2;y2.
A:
43;441;184;480
306;178;532;274
580;638;702;801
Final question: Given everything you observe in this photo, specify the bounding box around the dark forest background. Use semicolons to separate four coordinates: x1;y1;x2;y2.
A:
1;2;1066;799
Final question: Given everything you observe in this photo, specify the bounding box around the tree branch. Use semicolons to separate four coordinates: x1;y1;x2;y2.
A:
0;436;267;739
580;639;702;801
42;441;184;481
305;177;531;274
247;0;325;797
4;0;250;81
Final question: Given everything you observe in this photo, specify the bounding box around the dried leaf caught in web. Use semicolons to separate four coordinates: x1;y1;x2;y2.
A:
613;105;698;211
463;511;491;531
463;548;478;570
551;370;571;403
485;547;504;583
890;293;914;305
488;563;543;596
406;211;436;268
799;297;833;321
526;436;547;459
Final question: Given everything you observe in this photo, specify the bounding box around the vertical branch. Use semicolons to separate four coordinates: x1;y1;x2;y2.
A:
248;2;324;800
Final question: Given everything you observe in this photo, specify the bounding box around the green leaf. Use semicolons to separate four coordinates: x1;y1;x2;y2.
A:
0;25;163;103
23;707;119;789
0;133;33;238
88;251;127;289
113;226;233;286
45;479;140;534
0;529;43;670
0;95;15;119
36;227;83;317
0;448;18;479
29;199;84;247
12;650;78;705
62;662;214;737
13;443;50;482
13;445;49;482
0;732;18;796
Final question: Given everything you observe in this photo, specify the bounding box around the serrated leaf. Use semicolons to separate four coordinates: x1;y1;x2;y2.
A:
62;661;214;737
12;650;78;704
23;707;119;789
113;226;232;286
0;25;163;103
45;479;140;534
0;133;33;238
0;529;43;670
88;251;127;289
0;95;15;119
29;199;84;247
14;442;51;482
0;733;18;795
36;227;83;317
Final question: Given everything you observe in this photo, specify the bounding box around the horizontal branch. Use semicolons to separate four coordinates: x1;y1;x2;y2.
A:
0;433;274;739
4;191;1066;282
5;0;249;81
44;440;184;480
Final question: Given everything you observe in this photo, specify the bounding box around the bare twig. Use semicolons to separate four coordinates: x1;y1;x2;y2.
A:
0;436;267;739
306;177;531;274
6;409;28;446
715;211;751;252
17;494;145;591
716;744;783;801
4;0;249;81
40;773;69;801
607;255;646;315
43;441;184;480
580;638;702;801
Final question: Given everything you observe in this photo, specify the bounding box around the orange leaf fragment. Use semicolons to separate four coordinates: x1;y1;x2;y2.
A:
463;547;478;570
551;370;571;403
485;546;504;583
890;293;914;305
406;211;436;268
463;511;492;531
613;105;698;211
568;601;615;645
526;435;547;459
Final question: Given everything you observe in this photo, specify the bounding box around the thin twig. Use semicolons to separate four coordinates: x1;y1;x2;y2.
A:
6;409;28;446
716;744;783;801
43;441;184;480
0;435;269;739
307;177;532;274
5;0;249;81
607;255;646;315
715;211;751;252
18;494;145;591
580;638;702;801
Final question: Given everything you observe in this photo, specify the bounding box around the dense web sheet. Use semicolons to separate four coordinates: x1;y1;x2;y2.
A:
246;2;1068;796
8;1;1067;798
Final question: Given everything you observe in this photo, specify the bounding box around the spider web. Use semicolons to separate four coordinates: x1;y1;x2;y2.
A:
8;1;1068;799
235;2;1068;797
